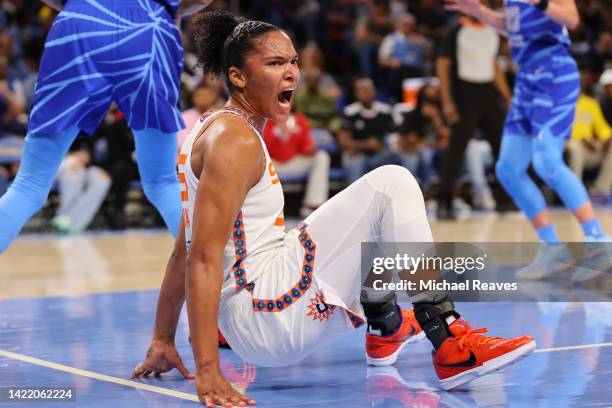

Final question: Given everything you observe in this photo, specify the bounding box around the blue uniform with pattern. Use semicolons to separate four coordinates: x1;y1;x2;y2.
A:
503;0;579;140
0;0;185;253
495;0;602;241
29;0;184;135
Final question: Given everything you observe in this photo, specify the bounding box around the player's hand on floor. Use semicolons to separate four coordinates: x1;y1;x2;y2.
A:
196;368;256;407
131;339;194;379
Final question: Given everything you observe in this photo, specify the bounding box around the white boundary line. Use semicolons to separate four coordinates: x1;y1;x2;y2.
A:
2;342;612;402
533;342;612;353
0;349;199;402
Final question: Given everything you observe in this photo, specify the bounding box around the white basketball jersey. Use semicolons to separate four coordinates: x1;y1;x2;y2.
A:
178;108;286;296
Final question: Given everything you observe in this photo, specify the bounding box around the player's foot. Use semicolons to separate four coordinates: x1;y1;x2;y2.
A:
433;319;535;390
366;307;425;366
515;243;574;280
571;236;612;283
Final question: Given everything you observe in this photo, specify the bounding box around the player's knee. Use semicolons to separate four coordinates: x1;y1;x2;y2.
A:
140;173;178;203
495;158;519;187
532;151;560;187
313;149;330;166
367;165;421;196
10;177;50;211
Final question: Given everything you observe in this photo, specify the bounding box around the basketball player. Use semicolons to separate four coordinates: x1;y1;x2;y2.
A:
444;0;607;250
0;0;211;252
131;11;535;407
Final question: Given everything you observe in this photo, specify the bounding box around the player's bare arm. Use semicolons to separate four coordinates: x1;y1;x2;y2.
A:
444;0;507;36
187;116;262;407
530;0;579;30
131;217;193;380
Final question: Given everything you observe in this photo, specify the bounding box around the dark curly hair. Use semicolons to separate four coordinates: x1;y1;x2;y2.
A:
192;10;281;90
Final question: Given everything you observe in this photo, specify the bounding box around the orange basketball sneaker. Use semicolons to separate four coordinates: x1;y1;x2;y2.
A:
366;307;425;366
433;319;536;390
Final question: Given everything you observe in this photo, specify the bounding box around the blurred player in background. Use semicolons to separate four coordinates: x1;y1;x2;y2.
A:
0;0;211;252
445;0;608;246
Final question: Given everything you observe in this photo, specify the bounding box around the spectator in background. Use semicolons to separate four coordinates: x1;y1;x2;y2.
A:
299;43;342;99
436;15;511;219
0;55;24;138
0;136;22;197
177;83;223;152
408;0;449;42
318;0;359;90
395;84;449;191
378;13;429;102
91;105;137;230
263;112;330;218
19;36;43;112
593;30;612;68
339;77;401;184
355;0;392;82
601;69;612;125
294;67;342;147
465;138;496;210
52;142;111;233
566;69;612;201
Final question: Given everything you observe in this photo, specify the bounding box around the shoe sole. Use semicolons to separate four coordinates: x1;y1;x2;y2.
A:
438;340;536;390
366;331;426;367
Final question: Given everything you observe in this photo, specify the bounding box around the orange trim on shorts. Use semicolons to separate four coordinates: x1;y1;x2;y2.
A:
252;223;315;313
232;211;255;292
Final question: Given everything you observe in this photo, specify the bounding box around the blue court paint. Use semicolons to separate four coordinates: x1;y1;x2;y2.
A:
1;291;611;407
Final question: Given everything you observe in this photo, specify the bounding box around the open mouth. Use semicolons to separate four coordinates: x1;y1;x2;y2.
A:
278;89;295;106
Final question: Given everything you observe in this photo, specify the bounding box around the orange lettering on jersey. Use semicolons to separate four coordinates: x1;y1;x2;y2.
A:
178;154;187;165
183;208;191;228
178;171;188;202
274;215;285;227
268;162;280;185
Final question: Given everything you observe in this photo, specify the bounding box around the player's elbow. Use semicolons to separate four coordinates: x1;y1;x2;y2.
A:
566;12;580;30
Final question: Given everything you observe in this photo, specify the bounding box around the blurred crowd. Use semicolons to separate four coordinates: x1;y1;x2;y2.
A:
1;0;612;231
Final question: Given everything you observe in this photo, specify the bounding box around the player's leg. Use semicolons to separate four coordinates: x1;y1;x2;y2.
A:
0;1;119;251
530;62;606;240
132;129;182;238
108;3;184;238
495;79;560;243
303;165;534;386
0;127;79;252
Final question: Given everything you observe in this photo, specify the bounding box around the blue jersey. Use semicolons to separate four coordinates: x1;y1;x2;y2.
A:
504;0;571;69
29;0;184;135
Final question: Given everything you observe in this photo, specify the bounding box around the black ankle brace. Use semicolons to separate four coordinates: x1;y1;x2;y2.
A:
361;290;401;336
413;298;459;350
